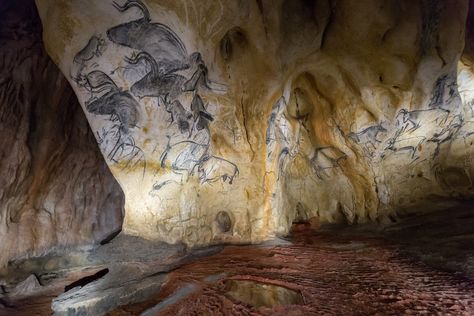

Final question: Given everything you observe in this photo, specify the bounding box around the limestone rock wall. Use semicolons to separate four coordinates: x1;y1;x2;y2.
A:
0;0;124;267
34;0;474;246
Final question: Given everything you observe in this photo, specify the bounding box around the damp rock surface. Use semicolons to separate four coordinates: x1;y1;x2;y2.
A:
1;204;474;315
109;204;474;315
0;235;222;316
224;279;304;308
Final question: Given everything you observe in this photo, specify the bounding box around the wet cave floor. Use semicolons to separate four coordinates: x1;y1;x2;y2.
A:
110;212;474;315
2;205;474;315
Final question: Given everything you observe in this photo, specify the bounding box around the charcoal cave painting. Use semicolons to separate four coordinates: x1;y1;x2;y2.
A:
346;73;468;164
265;97;348;182
84;70;145;171
70;0;236;189
266;71;471;185
347;123;387;158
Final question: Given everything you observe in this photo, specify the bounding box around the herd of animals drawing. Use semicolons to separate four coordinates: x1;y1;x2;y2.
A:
71;0;237;191
71;0;473;192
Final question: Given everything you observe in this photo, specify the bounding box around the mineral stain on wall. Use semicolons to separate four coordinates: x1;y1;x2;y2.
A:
33;0;474;249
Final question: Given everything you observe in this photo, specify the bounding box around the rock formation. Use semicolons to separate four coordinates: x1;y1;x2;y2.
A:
30;0;474;247
0;0;124;267
1;1;474;314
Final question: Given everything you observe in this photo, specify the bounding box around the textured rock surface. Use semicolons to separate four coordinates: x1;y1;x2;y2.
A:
0;235;222;316
0;0;124;267
34;0;474;246
110;208;474;315
2;204;473;315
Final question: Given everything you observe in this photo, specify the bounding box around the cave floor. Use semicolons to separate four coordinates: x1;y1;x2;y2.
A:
110;224;474;315
2;204;474;315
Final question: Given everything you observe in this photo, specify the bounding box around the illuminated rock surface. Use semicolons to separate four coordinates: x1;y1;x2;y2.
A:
31;0;474;247
111;222;474;315
1;0;474;314
1;204;474;315
0;0;124;267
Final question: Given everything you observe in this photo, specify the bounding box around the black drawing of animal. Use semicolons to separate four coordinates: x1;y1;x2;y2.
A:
428;74;459;109
181;56;226;93
81;70;117;94
265;98;285;147
124;52;187;101
395;108;450;134
84;71;140;133
159;135;209;171
383;136;426;160
277;147;290;180
428;114;464;157
86;91;140;133
191;93;214;131
74;36;106;64
72;36;106;82
108;1;225;93
106;133;145;171
107;0;190;76
197;155;239;184
150;180;174;192
148;178;192;196
165;100;193;135
347;123;387;151
310;146;347;179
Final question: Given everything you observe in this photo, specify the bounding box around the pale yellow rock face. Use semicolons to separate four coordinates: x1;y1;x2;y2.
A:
35;0;474;246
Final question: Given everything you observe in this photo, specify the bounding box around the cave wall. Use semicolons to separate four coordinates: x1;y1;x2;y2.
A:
33;0;474;246
0;0;124;267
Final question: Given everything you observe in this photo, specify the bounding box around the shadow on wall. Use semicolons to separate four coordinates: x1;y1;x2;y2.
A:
0;0;124;267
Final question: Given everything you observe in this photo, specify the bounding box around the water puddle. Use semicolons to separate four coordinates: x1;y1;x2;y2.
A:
224;279;304;308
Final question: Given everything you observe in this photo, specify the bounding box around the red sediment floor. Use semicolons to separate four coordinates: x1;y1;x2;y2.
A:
110;225;474;315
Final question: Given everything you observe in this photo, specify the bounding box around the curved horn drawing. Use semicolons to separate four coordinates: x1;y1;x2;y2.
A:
125;52;159;77
113;0;150;21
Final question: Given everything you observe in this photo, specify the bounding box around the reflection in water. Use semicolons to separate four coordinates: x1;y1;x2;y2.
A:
110;223;474;315
224;279;304;308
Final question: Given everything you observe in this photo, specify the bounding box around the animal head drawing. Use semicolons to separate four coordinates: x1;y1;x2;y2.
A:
86;97;110;114
395;109;408;127
378;121;388;132
107;0;150;46
385;137;396;150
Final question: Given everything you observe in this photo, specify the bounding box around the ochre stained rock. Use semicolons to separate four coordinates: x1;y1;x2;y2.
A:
34;0;474;246
0;0;124;267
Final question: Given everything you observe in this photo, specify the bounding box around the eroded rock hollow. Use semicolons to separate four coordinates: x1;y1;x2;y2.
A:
33;0;474;247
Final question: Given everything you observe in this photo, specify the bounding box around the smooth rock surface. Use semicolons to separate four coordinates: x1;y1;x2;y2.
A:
0;0;124;267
